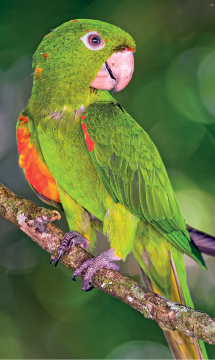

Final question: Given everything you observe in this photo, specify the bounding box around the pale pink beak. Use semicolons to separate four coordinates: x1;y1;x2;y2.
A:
90;48;134;94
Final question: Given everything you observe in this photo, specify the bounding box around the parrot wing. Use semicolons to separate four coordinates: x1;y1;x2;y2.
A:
82;101;204;266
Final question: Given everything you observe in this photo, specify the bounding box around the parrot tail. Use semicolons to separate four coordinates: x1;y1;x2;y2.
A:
141;258;207;360
132;223;208;360
187;224;215;257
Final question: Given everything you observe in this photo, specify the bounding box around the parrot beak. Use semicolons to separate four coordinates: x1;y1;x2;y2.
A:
90;48;134;94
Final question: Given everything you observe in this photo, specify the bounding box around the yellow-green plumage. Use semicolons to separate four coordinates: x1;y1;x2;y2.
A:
17;19;208;359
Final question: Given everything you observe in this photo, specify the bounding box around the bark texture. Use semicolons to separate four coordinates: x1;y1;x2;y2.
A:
0;182;215;345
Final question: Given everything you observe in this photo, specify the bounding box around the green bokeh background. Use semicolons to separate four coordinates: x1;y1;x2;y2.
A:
1;0;215;358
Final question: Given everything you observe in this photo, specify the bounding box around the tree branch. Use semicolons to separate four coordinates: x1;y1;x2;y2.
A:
0;181;215;345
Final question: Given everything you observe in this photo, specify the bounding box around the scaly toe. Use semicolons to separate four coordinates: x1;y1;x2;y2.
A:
50;231;89;267
72;258;92;281
72;248;122;291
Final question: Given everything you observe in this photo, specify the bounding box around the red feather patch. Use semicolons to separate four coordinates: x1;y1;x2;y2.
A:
18;114;29;125
35;68;42;80
81;114;95;152
126;47;135;52
17;114;60;203
41;53;49;59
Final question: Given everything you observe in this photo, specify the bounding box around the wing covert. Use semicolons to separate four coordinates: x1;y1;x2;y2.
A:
81;101;191;254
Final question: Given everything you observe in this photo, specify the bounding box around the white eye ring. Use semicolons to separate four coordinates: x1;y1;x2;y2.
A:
80;31;105;51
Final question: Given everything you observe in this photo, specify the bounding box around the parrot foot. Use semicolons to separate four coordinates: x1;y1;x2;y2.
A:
72;248;122;291
50;231;89;267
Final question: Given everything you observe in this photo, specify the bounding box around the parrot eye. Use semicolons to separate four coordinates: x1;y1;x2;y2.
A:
89;35;100;45
80;32;105;51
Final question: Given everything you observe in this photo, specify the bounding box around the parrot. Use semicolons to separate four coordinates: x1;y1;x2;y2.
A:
16;19;208;359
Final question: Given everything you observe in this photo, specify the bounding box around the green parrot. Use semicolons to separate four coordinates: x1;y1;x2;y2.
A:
16;19;208;359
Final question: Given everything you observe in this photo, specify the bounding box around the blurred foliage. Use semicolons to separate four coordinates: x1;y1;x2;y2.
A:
1;0;215;358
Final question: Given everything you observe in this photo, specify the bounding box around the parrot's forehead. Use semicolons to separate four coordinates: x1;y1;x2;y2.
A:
59;19;128;35
53;19;136;48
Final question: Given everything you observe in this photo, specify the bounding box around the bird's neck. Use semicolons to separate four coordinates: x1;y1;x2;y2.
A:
83;89;114;108
29;87;114;124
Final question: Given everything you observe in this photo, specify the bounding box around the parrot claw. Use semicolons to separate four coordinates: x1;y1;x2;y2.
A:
50;254;56;264
50;231;89;267
72;248;122;291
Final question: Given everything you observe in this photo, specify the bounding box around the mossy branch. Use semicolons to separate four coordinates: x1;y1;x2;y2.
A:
0;181;215;345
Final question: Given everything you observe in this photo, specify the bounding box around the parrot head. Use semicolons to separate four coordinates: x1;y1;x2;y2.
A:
32;19;136;110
